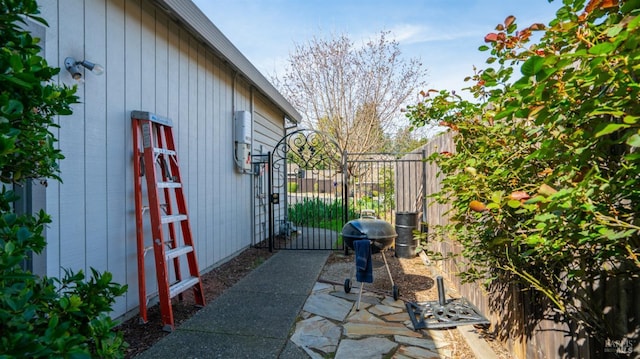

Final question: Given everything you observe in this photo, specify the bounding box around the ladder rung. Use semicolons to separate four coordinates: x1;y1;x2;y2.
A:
144;245;153;256
153;147;176;156
169;276;200;299
166;245;193;261
158;181;181;189
161;214;187;224
142;204;168;214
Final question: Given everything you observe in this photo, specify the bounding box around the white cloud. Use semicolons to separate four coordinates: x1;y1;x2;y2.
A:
388;23;479;44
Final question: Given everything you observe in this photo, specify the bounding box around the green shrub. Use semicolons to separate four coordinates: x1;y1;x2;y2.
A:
288;198;357;230
287;182;298;193
0;1;128;357
407;0;640;341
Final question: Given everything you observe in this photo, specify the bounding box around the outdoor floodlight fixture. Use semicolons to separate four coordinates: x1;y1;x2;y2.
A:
64;57;104;82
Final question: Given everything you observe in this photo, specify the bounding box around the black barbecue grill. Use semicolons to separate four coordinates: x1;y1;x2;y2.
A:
342;218;397;253
341;218;399;309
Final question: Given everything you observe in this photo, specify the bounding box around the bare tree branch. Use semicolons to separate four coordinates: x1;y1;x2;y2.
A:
274;31;427;155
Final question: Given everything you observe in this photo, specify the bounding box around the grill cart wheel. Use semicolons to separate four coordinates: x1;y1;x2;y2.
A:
393;285;400;301
344;278;352;293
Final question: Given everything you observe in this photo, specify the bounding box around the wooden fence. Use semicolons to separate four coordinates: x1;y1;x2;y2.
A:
409;131;639;359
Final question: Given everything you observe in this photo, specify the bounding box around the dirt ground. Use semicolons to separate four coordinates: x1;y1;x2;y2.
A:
117;247;511;358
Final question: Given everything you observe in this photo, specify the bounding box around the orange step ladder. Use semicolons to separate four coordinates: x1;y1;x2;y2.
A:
131;110;205;332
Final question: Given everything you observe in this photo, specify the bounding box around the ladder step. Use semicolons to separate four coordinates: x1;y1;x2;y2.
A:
169;276;200;299
142;204;168;214
158;181;182;189
166;245;193;260
153;147;176;156
161;214;187;224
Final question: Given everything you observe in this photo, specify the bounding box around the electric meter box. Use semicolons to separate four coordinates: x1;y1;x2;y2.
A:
234;111;252;173
234;111;252;145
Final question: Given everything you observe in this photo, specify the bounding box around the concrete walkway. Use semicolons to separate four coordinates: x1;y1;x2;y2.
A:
136;250;329;358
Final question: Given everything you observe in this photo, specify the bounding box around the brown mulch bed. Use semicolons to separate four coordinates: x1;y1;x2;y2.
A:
117;246;510;358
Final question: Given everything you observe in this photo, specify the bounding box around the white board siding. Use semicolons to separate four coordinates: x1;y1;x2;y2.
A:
84;0;109;273
58;0;86;280
123;0;147;310
39;0;291;319
105;0;128;315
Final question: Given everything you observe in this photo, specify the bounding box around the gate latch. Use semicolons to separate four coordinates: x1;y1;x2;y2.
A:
270;193;279;204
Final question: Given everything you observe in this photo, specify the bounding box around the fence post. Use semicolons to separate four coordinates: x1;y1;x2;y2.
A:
422;149;427;228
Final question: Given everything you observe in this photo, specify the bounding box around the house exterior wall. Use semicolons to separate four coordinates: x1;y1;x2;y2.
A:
36;0;289;319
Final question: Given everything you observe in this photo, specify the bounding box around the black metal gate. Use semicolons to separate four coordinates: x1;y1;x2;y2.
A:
268;129;346;250
260;128;428;251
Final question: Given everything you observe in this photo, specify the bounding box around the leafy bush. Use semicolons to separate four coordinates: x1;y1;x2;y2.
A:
287;182;298;193
0;1;128;357
288;198;357;230
407;0;639;341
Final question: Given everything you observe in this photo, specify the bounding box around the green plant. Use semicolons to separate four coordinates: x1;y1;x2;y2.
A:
0;1;128;357
288;198;357;230
287;182;298;193
406;0;639;341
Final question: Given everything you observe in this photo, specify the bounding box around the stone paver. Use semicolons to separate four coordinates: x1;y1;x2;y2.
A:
394;335;438;351
396;345;441;359
303;292;353;321
290;316;342;359
369;303;404;316
335;337;397;359
343;321;423;338
383;312;412;322
347;309;385;323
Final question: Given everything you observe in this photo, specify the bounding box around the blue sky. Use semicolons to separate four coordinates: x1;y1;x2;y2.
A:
192;0;562;97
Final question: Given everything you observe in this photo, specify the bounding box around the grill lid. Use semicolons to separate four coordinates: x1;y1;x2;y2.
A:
342;218;397;240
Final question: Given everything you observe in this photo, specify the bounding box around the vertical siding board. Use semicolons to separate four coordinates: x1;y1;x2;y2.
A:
105;0;128;314
212;61;223;263
188;39;198;227
204;52;214;266
155;11;169;118
164;17;182;280
58;0;86;277
222;71;233;257
196;45;207;266
140;2;155;111
166;21;180;139
242;86;253;248
41;0;61;278
84;0;108;272
177;29;189;196
204;51;217;267
238;84;251;250
124;0;149;306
